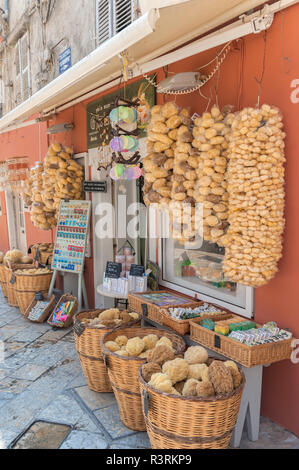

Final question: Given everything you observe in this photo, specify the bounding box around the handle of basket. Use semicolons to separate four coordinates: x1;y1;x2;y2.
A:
142;389;150;418
103;353;109;369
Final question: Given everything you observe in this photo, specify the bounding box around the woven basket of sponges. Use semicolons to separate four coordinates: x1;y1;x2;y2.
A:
73;309;142;393
101;327;186;432
138;349;245;449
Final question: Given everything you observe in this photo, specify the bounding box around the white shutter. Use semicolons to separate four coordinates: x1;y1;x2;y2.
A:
97;0;112;46
114;0;133;34
20;33;31;100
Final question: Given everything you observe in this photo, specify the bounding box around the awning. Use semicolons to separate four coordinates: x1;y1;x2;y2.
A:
0;0;291;133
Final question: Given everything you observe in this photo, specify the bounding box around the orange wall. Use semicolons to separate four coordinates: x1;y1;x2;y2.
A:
0;3;298;435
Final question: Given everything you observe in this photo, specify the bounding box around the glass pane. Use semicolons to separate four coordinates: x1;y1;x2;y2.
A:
162;237;247;309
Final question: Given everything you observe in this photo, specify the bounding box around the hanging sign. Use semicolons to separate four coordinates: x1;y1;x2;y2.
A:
83;181;107;193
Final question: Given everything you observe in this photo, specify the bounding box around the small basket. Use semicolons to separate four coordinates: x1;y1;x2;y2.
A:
128;290;200;325
5;264;35;307
161;304;229;336
73;309;142;393
47;294;78;328
16;271;53;291
190;317;293;368
138;361;245;449
101;327;186;432
24;294;56;323
16;290;49;315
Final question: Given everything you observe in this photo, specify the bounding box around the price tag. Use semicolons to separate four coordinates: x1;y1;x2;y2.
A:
35;248;40;262
10;275;16;285
142;304;148;317
129;264;145;277
214;334;221;349
35;292;44;301
73;321;86;337
105;261;122;279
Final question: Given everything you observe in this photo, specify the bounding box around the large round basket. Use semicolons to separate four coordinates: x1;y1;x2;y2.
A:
138;362;245;449
0;264;8;297
5;264;34;307
101;327;186;432
15;271;53;315
73;310;142;393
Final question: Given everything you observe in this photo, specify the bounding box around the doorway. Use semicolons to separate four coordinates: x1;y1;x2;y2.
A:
5;189;27;253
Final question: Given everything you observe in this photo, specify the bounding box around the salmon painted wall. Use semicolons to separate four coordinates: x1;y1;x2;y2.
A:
0;3;298;434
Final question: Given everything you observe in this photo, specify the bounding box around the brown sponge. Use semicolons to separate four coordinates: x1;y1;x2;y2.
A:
196;381;215;398
208;360;234;395
142;362;162;382
148;344;175;366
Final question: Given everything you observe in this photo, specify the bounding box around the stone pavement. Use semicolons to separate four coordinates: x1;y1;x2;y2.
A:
0;292;298;450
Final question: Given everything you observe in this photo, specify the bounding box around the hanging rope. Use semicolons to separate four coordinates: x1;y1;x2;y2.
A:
254;31;268;108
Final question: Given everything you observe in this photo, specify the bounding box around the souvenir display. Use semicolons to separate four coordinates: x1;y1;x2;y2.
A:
168;303;226;320
79;308;139;329
48;300;76;327
27;300;51;322
223;104;285;287
51;200;91;273
30;162;56;230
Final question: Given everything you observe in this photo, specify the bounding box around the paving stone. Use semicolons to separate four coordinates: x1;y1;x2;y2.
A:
41;329;72;342
37;393;101;434
0;377;31;394
9;364;49;381
111;432;151;449
12;421;72;449
0;324;30;341
75;386;116;411
4;341;28;358
240;417;299;449
69;371;87;388
8;329;45;343
94;404;134;439
60;431;108;449
0;429;19;449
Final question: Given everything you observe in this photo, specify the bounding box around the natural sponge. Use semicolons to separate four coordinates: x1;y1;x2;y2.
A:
224;361;242;389
156;336;173;350
182;378;200;397
187;363;208;381
208;360;234;395
149;373;173;394
162;358;189;384
126;337;145;357
184;346;208;365
143;334;159;350
115;335;128;348
142;362;162;382
148;344;175;366
104;341;120;353
196;381;215;398
99;309;120;321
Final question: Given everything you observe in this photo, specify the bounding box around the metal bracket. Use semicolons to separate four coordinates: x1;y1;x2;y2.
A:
251;12;274;33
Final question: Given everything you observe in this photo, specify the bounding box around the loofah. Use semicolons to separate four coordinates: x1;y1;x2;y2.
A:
143;334;159;350
125;337;145;357
104;341;120;353
115;335;128;347
184;346;208;365
129;312;139;320
98;309;120;321
208;360;234;395
182;378;200;397
162;358;189;384
196;380;215;398
187;363;208;381
148;373;173;394
147;344;175;366
142;362;162;382
156;336;173;350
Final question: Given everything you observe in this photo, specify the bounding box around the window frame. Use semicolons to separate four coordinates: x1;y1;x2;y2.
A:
96;0;136;46
14;32;31;105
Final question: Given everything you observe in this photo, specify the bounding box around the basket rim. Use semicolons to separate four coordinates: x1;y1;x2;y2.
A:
15;271;53;277
73;309;142;331
101;326;186;361
137;359;246;403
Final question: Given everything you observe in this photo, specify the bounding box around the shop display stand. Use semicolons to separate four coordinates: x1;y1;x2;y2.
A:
97;284;128;309
143;317;263;449
49;200;91;311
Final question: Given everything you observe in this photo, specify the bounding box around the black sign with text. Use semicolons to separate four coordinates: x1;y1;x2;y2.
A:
105;262;122;279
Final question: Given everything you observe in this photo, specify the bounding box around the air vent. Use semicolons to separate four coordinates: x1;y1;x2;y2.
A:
97;0;135;46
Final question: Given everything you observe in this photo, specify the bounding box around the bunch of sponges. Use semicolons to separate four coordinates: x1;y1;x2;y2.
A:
142;344;242;398
81;309;139;329
105;334;175;360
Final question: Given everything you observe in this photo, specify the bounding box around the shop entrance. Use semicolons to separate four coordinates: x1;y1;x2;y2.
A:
5;189;27;253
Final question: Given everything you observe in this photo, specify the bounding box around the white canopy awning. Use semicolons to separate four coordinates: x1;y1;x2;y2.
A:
0;0;293;133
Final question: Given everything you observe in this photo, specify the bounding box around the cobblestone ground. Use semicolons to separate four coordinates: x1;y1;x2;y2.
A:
0;292;298;450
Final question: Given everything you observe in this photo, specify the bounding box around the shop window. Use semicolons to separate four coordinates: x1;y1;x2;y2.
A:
96;0;136;46
14;33;31;105
150;219;254;318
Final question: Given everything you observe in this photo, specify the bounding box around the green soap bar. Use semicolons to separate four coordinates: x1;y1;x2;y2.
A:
229;321;256;332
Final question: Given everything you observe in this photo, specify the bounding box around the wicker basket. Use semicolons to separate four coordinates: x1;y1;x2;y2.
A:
24;294;56;323
5;264;35;307
128;290;200;325
138;363;245;449
101;327;186;432
16;290;49;315
0;264;8;297
47;294;78;328
161;305;229;336
15;270;53;315
73;310;142;393
190;317;293;368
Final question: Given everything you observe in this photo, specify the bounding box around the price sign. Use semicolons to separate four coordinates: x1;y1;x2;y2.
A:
105;262;122;279
129;264;145;277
